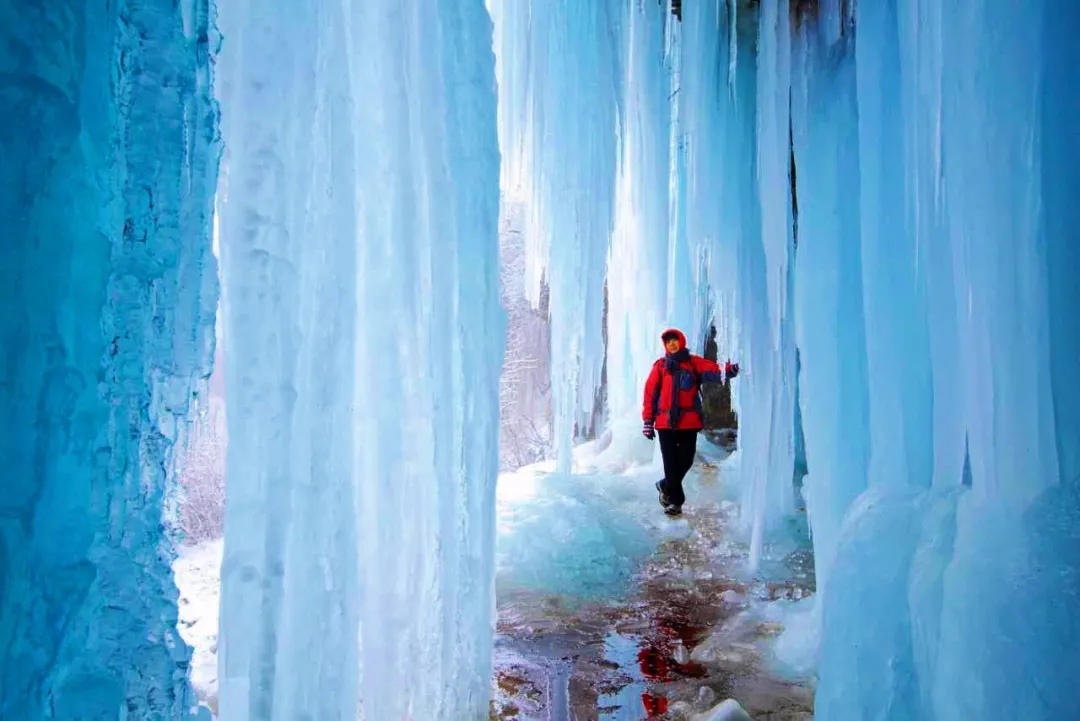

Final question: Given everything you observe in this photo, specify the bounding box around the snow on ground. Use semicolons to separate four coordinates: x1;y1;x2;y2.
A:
174;539;223;712
172;416;816;716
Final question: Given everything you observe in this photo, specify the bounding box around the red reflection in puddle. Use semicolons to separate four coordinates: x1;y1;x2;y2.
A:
637;646;671;681
633;601;718;715
641;692;669;716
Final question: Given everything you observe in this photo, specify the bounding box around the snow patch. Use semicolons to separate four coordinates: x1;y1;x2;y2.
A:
174;540;224;710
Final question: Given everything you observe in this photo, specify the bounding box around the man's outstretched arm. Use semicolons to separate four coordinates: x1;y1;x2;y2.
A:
691;355;739;383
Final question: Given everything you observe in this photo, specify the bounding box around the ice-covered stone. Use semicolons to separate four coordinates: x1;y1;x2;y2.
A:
695;698;752;721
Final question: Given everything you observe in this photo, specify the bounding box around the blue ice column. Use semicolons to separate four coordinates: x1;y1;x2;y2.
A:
795;1;1080;718
928;2;1080;718
736;0;797;571
679;0;761;417
490;0;622;470
788;3;873;692
606;0;672;420
790;19;870;599
216;1;504;719
810;1;936;717
0;1;220;718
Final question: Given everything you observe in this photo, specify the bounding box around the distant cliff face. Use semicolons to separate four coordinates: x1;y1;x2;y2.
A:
699;326;738;431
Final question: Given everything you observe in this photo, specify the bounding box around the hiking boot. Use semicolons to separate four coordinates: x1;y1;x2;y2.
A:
655;480;671;508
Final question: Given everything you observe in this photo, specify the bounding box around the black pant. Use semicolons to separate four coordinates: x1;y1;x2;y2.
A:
657;429;698;506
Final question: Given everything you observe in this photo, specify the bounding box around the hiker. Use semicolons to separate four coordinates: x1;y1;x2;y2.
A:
642;328;739;516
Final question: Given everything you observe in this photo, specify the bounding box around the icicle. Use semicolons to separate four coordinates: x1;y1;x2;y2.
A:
607;0;672;420
216;1;504;718
728;0;738;100
491;0;621;471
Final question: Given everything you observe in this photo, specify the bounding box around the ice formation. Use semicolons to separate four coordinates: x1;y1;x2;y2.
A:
790;1;1080;718
496;0;1079;718
605;0;674;421
214;1;504;719
0;0;220;717
492;0;736;470
788;5;869;598
5;0;1078;717
490;0;622;472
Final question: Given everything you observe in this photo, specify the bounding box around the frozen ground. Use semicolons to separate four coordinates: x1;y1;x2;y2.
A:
491;419;816;719
173;420;816;719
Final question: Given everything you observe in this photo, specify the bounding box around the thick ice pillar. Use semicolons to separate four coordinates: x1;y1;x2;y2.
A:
789;14;869;601
0;1;219;718
489;0;621;470
930;2;1080;718
793;1;1080;718
606;1;672;420
737;0;797;570
215;1;503;719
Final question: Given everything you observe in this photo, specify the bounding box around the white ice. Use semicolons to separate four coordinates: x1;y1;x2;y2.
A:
213;1;503;718
788;1;1080;718
201;1;1080;719
489;0;622;471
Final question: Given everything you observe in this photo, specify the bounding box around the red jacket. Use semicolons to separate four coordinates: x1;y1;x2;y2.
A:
642;329;729;431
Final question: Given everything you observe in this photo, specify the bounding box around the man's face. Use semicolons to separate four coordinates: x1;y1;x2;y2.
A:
664;337;681;354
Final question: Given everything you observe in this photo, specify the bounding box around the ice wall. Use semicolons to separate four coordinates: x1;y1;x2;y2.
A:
491;0;710;449
741;0;798;569
490;0;621;470
505;0;794;553
215;1;504;719
789;9;869;597
606;0;673;420
492;3;1078;713
679;0;799;569
788;1;1080;718
0;1;220;718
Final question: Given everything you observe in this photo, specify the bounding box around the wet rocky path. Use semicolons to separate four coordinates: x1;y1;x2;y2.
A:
491;454;817;721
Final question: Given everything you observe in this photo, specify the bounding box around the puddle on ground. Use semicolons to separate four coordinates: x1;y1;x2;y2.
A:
491;461;816;720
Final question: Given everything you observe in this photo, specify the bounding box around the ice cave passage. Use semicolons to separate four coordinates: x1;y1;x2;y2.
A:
1;1;1078;720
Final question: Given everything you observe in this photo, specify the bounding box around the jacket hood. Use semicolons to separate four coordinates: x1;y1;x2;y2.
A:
661;328;687;351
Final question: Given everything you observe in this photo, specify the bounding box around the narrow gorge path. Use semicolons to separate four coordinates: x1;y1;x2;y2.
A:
173;432;817;720
492;432;817;720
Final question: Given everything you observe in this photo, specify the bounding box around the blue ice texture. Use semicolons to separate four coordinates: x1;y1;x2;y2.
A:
491;0;624;472
0;0;220;718
496;0;1080;718
6;0;1076;719
788;1;1080;719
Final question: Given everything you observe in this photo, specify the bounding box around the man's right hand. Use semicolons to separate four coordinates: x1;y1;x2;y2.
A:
642;420;655;440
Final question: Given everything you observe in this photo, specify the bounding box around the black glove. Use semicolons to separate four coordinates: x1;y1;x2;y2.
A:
642;419;655;440
724;360;740;379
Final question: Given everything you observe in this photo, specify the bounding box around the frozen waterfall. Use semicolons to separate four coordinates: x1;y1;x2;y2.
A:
790;1;1080;719
214;1;504;719
494;0;1080;718
2;0;1078;719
